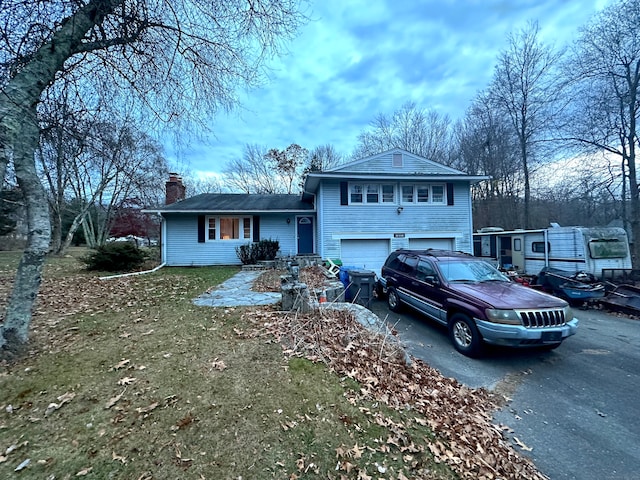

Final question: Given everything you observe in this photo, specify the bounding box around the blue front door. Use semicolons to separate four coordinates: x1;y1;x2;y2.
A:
297;216;314;254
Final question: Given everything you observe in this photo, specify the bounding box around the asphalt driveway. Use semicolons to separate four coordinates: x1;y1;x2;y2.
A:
370;299;640;480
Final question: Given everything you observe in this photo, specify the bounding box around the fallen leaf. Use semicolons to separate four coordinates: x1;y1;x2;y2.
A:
105;389;126;409
118;377;137;386
14;458;30;472
76;466;93;476
136;402;159;414
112;451;127;464
514;437;533;452
112;359;130;370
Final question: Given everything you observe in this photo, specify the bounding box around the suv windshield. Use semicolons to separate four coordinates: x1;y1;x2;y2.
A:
437;260;510;283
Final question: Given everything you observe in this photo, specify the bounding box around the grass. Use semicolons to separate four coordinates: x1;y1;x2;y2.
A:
0;250;457;479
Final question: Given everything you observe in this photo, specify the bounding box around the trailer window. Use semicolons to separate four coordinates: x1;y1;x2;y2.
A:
532;242;550;253
588;239;628;259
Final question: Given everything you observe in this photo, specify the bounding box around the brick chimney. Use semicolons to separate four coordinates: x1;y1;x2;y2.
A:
165;173;186;205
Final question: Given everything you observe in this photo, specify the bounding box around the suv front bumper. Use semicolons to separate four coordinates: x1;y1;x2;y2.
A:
475;317;579;347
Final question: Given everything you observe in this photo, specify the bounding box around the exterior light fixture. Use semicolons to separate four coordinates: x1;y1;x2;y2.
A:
286;217;291;224
397;206;404;215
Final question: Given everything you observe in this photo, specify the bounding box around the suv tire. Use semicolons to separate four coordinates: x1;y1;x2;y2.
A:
448;313;483;357
387;286;402;312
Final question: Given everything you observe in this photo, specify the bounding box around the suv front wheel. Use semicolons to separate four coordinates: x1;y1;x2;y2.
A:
448;313;483;357
387;286;402;312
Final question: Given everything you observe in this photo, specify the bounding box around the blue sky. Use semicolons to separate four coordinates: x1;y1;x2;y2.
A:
169;0;612;178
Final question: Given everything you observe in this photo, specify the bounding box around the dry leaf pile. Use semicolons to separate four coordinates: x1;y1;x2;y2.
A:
252;266;329;292
243;306;548;480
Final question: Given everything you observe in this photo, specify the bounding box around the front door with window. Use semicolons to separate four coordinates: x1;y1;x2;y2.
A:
297;216;314;254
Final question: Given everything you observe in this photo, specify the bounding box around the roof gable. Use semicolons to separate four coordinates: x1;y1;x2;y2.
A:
327;148;464;175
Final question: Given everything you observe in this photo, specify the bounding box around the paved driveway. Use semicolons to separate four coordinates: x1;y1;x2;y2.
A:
370;299;640;480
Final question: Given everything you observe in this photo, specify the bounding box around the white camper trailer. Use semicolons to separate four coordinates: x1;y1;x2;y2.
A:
473;225;632;279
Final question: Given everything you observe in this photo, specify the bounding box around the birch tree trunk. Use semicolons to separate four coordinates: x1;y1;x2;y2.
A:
0;0;123;358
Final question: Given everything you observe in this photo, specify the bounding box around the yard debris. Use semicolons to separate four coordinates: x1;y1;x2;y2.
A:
105;389;126;409
242;305;549;480
44;392;76;416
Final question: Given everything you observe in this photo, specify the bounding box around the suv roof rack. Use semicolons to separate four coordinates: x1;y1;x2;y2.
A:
394;248;474;258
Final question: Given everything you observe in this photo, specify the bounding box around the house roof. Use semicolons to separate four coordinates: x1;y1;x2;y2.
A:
144;193;314;214
303;148;490;193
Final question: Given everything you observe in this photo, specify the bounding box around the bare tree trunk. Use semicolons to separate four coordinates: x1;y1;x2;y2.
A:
0;0;123;359
0;104;50;356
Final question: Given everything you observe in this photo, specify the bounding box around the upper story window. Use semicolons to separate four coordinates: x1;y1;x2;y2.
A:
392;153;403;167
349;183;395;204
206;216;252;241
401;184;446;204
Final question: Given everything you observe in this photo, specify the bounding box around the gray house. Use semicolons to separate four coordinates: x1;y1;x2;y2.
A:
148;149;487;275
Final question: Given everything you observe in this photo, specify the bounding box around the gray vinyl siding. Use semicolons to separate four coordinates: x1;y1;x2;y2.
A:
163;213;295;266
317;180;473;261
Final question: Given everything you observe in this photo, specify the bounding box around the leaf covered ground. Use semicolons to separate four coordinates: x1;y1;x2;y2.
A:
0;250;547;479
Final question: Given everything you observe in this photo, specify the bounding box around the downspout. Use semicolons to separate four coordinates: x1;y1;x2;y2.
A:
100;262;166;280
100;213;168;280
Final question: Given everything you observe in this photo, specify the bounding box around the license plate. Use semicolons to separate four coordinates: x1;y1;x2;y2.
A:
541;331;562;342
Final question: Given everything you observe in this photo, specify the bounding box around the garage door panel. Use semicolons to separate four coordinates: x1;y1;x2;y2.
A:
340;239;390;276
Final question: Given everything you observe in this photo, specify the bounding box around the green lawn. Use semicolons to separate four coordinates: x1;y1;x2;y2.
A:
0;251;459;479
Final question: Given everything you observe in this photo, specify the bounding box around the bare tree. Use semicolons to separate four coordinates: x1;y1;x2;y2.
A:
453;92;523;229
0;0;307;357
265;143;308;194
306;144;344;171
564;0;640;265
223;143;281;193
352;101;452;162
488;22;564;229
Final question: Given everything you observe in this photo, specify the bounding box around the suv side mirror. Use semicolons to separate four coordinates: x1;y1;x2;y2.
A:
425;274;439;285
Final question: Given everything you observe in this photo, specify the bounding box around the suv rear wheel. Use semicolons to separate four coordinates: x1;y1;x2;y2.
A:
448;313;483;357
387;286;402;312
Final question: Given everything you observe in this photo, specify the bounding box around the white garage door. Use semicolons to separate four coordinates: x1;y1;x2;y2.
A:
408;238;453;250
340;239;390;276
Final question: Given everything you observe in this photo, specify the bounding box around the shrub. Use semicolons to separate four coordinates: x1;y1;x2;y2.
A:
235;238;280;265
81;242;147;272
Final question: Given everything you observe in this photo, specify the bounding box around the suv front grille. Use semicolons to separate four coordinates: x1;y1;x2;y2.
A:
516;308;566;328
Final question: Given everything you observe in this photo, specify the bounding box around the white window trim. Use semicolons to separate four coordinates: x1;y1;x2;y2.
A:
400;183;447;205
205;215;252;241
348;183;395;205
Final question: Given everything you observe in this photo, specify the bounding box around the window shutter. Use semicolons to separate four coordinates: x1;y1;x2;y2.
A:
446;183;454;206
197;215;205;243
340;181;348;205
253;216;260;242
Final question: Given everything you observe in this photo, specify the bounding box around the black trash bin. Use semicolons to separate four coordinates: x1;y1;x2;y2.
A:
347;269;376;308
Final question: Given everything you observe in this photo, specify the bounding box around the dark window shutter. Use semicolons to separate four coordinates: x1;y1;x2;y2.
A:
197;215;205;243
253;216;260;242
340;181;348;205
446;183;454;206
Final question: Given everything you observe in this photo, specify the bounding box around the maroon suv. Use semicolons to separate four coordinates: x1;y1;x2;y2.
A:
378;249;579;357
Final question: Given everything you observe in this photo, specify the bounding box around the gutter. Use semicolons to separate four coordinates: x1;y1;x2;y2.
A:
99;263;166;280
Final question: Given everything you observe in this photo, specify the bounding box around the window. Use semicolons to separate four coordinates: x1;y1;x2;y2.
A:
349;183;395;204
401;184;446;204
206;217;251;241
393;153;403;167
417;186;429;203
588;239;628;259
382;184;394;203
532;242;550;253
513;238;522;251
207;218;216;240
350;184;363;203
416;260;436;281
402;185;414;203
366;184;379;203
432;185;444;203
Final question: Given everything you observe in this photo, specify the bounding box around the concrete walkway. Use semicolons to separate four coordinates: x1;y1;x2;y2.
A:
192;270;280;307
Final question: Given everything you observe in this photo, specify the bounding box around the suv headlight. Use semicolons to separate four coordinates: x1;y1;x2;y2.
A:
564;305;574;322
485;309;522;325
